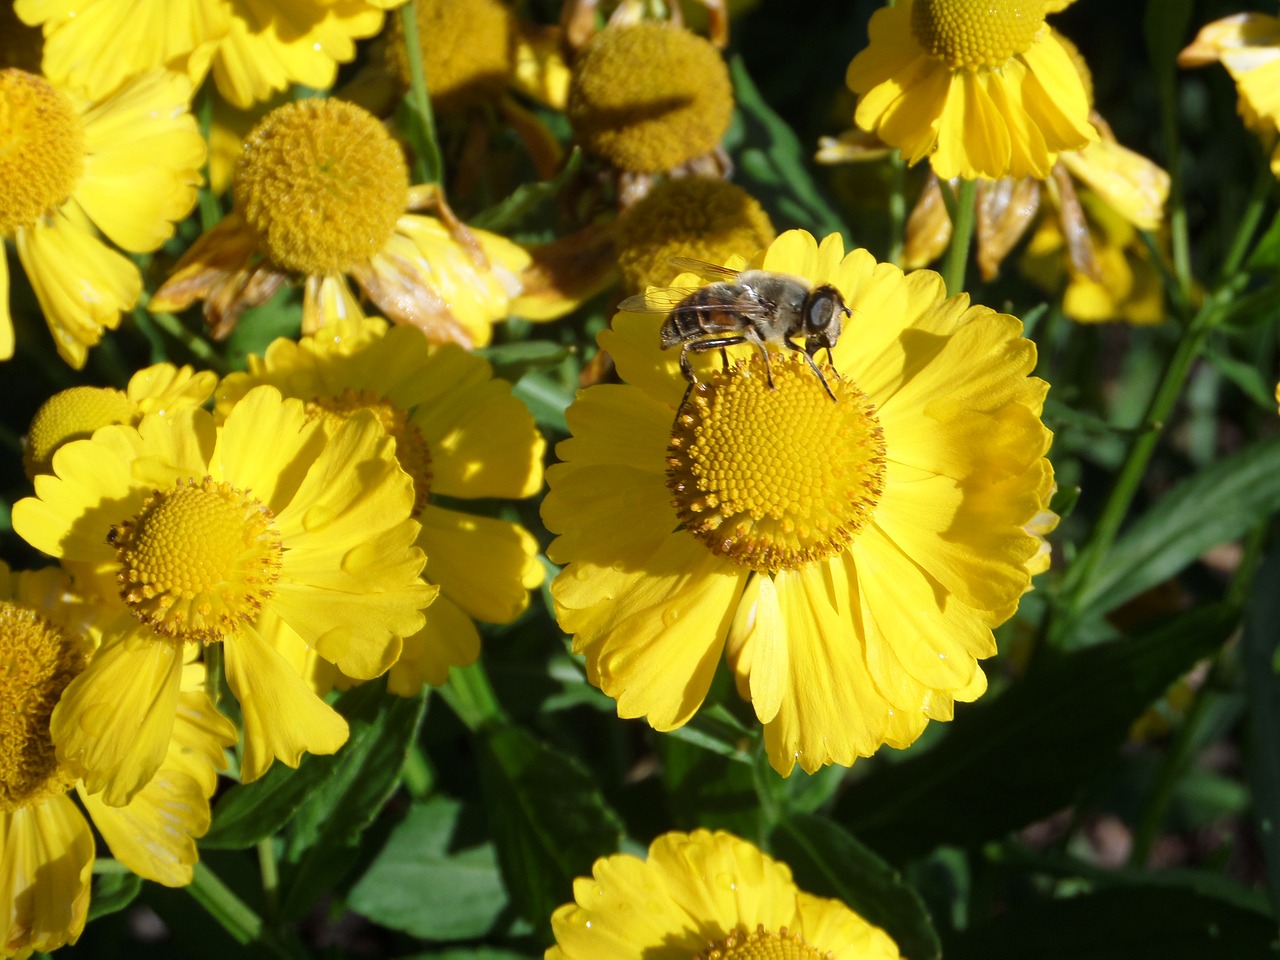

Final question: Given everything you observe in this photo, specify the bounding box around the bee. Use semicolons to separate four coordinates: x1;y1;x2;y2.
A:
618;258;850;402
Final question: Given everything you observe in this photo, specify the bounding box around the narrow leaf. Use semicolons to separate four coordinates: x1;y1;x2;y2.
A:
835;606;1237;861
87;870;142;921
279;690;428;919
477;724;624;935
1085;434;1280;614
772;815;941;960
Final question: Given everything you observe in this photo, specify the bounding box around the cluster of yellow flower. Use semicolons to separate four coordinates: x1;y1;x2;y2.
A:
1;0;1278;957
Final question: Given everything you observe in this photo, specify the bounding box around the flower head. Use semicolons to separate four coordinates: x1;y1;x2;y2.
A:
615;177;775;294
386;0;516;113
0;563;234;958
846;0;1096;180
216;317;546;694
1179;13;1280;178
547;829;904;960
17;0;405;108
567;21;733;174
0;67;203;366
23;363;217;479
12;386;436;802
150;97;529;348
543;230;1053;775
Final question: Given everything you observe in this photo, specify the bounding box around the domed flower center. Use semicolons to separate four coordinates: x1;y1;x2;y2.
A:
666;353;886;573
0;69;85;235
112;477;283;643
0;600;88;811
567;21;734;173
304;390;433;517
23;385;138;480
233;98;409;275
911;0;1046;71
695;924;826;960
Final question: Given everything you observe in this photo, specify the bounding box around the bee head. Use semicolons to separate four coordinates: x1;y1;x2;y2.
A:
803;286;848;353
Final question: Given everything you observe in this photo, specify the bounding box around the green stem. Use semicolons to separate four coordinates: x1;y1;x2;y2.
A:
1154;20;1192;306
439;662;504;732
257;839;280;919
941;178;976;295
398;1;444;185
1128;658;1220;867
1218;160;1276;282
1057;307;1217;623
187;863;307;960
886;151;906;266
138;309;229;373
196;87;220;232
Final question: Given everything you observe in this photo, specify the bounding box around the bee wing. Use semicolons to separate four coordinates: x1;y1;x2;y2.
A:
616;287;705;313
666;256;742;281
617;285;773;319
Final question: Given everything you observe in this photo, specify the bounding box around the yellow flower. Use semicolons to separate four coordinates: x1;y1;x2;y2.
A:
547;829;904;960
17;0;406;109
1020;188;1166;325
215;317;546;694
0;563;234;958
846;0;1096;180
615;177;775;294
543;230;1052;775
23;362;217;479
0;67;204;367
1179;12;1280;178
11;386;436;803
567;21;733;174
150;97;530;348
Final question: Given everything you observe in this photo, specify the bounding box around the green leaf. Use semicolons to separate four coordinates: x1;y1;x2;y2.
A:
772;815;941;960
477;723;624;935
512;371;572;435
87;869;142;921
203;682;407;850
1083;435;1280;614
664;702;756;760
1143;0;1195;89
726;56;848;240
471;148;583;232
348;796;509;940
1241;546;1280;923
1206;347;1276;410
946;885;1276;959
278;689;428;919
835;606;1238;861
479;340;574;385
1245;208;1280;272
219;284;301;371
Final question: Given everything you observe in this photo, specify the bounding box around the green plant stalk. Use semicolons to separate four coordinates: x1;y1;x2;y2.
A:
187;862;307;960
1127;655;1222;868
941;178;976;295
886;151;906;266
1218;160;1276;282
138;309;229;373
1057;306;1216;625
399;1;444;185
195;89;220;232
1153;14;1192;306
258;838;280;918
439;661;505;732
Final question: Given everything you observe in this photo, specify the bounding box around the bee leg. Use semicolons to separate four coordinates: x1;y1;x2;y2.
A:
756;344;776;390
719;347;731;372
678;345;699;385
787;340;838;401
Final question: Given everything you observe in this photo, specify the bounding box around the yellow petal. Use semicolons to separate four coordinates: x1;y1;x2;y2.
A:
224;623;349;782
50;627;184;807
0;796;94;957
79;763;209;888
420;505;540;624
14;214;139;368
744;574;786;724
387;593;480;694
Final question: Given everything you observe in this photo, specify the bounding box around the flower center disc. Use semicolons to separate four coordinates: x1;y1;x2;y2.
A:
696;924;825;960
233;98;409;275
113;477;283;643
667;353;886;573
24;385;137;479
0;69;85;235
305;390;434;517
911;0;1047;71
0;601;87;811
